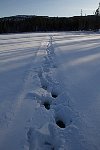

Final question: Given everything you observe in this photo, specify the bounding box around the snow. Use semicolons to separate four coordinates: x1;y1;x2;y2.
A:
0;32;100;150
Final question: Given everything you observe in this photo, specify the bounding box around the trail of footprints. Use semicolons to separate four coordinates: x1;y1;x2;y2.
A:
25;36;84;150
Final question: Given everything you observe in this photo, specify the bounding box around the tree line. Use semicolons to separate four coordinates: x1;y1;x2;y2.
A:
0;15;100;33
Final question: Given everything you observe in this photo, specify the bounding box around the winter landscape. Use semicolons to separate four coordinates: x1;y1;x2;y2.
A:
0;32;100;150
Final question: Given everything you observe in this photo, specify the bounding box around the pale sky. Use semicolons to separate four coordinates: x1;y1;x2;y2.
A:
0;0;99;18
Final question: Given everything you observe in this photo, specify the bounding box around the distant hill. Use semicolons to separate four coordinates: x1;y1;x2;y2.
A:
0;15;100;33
0;15;39;21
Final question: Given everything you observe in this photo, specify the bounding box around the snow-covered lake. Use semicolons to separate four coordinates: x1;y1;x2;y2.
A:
0;32;100;150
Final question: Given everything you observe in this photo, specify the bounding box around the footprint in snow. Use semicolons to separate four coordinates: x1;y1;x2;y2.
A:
56;119;66;128
42;101;51;110
51;93;58;98
54;106;73;129
50;82;61;99
51;91;58;99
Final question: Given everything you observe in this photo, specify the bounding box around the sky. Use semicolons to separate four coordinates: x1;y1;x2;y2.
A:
0;0;100;18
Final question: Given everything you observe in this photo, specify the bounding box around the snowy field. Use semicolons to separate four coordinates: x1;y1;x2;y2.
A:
0;32;100;150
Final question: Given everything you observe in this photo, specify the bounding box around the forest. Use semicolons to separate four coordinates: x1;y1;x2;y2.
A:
0;15;100;33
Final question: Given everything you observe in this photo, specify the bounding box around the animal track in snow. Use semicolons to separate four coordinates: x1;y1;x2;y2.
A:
54;105;73;129
51;92;73;109
43;101;50;110
56;119;65;128
51;92;58;98
51;91;58;98
49;82;61;99
24;35;86;150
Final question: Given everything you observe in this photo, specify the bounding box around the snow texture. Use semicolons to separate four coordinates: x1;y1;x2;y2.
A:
0;32;100;150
